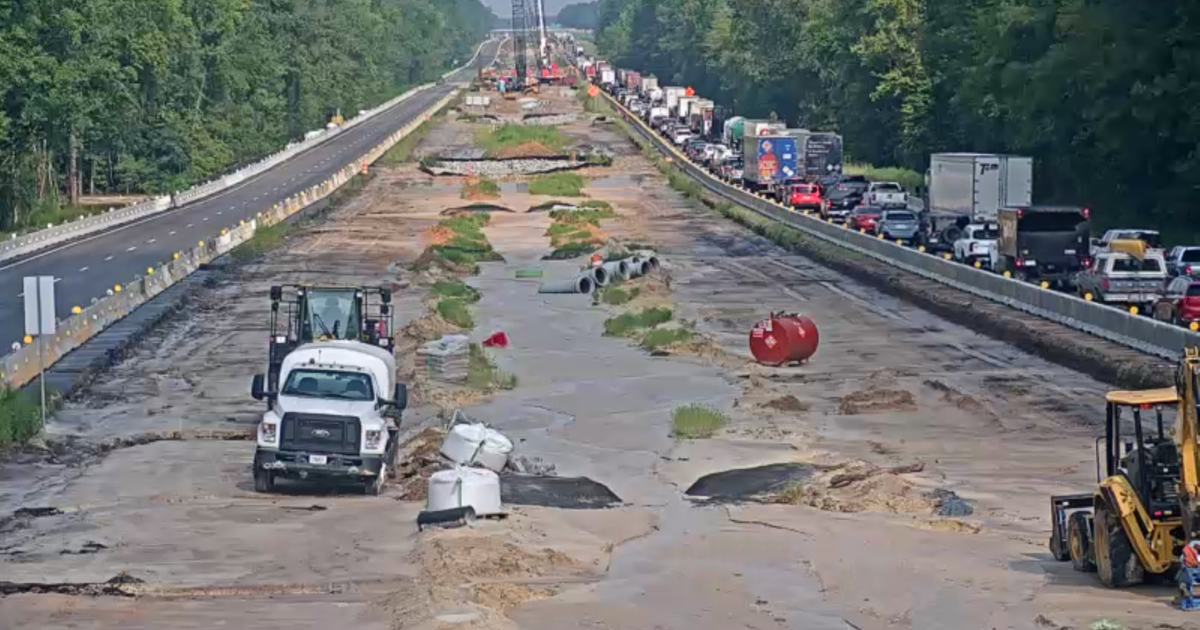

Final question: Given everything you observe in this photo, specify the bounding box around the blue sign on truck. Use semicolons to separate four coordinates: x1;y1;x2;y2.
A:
749;136;798;185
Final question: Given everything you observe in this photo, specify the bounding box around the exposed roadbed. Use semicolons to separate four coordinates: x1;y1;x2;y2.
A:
0;85;1194;630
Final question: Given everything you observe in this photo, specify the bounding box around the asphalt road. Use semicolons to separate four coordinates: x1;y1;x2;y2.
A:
0;39;500;349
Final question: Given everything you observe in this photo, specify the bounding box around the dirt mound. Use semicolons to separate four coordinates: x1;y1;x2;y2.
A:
775;460;934;514
409;377;486;413
419;535;586;610
837;388;917;415
764;395;810;412
915;518;981;534
491;141;560;159
923;379;986;413
402;312;462;342
395;427;448;501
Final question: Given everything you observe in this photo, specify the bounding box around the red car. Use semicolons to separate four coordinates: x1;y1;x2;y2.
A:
788;183;822;210
1154;277;1200;326
848;205;884;231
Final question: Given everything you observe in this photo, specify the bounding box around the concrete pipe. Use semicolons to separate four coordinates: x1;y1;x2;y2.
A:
590;265;611;287
642;255;660;273
602;260;631;281
538;274;595;295
624;257;650;278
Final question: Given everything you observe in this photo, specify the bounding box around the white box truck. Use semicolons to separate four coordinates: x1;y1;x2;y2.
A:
922;153;1033;250
641;75;659;93
664;87;687;114
600;68;616;87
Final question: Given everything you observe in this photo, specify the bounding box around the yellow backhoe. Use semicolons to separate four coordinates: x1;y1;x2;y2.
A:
1050;348;1200;591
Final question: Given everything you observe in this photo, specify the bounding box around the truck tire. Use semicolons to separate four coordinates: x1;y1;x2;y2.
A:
365;464;387;496
1094;502;1144;587
941;225;963;245
1068;511;1096;572
253;468;275;493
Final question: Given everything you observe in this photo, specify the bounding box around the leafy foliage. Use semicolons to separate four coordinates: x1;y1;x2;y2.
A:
556;2;600;29
596;0;1200;235
0;0;492;230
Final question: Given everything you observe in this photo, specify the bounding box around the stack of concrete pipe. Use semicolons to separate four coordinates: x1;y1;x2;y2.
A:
538;251;661;295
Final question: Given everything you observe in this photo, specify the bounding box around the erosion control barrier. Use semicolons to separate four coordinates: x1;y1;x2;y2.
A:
0;89;462;390
598;89;1200;360
0;38;496;266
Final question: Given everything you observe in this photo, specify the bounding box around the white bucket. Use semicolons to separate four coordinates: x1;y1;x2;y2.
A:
426;467;502;516
440;423;513;472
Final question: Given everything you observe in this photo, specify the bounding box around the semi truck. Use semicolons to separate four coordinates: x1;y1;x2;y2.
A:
664;87;687;114
641;75;659;93
688;100;714;134
802;132;844;180
920;153;1034;251
677;96;699;122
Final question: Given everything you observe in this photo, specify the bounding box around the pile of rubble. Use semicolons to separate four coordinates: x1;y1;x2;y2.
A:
423;158;585;177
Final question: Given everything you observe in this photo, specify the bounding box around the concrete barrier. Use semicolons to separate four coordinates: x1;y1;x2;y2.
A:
0;89;461;389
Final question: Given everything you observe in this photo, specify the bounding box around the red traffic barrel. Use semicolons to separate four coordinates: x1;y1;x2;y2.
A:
748;313;819;366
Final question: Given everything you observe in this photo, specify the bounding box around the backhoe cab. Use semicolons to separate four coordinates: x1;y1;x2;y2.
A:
1050;348;1200;591
264;285;394;396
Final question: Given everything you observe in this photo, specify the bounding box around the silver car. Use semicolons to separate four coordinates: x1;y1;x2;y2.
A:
875;209;920;242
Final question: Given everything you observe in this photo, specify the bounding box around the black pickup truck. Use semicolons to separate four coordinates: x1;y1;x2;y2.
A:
995;205;1091;284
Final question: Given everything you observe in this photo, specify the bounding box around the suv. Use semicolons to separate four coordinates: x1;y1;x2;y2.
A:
1166;246;1200;278
875;209;921;243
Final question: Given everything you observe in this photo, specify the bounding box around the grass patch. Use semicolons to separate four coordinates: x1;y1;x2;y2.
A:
548;207;615;226
603;307;673;337
671;404;727;439
467;343;518;391
0;387;41;449
528;172;586;197
436;298;474;328
544;241;597;260
430;213;503;268
461;177;500;199
580;199;612;210
844;162;923;192
431;279;481;302
641;327;694;351
229;221;291;263
596;286;640;306
476;124;566;156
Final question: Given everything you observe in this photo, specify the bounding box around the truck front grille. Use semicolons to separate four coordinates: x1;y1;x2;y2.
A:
279;413;360;455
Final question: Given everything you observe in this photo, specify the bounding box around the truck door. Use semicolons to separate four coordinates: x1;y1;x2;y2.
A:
974;155;1002;220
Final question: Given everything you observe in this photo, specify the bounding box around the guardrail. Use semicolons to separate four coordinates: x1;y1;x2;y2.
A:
0;88;462;389
0;38;495;266
598;89;1200;360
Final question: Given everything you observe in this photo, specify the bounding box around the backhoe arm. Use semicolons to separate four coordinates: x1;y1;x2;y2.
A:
1179;348;1200;538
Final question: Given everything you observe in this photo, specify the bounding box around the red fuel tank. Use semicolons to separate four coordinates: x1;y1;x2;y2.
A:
748;313;819;366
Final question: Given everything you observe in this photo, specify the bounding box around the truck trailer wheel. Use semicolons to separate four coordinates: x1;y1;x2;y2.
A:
1068;511;1096;572
1094;503;1144;587
253;468;275;493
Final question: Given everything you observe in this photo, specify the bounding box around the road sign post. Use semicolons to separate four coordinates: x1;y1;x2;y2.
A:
23;276;55;428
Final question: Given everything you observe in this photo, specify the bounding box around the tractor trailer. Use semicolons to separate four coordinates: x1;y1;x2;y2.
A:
921;153;1034;251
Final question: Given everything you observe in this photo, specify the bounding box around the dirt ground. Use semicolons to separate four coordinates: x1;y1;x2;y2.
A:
2;84;1197;630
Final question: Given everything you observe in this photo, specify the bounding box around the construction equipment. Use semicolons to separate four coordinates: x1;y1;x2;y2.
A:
1049;348;1200;593
265;285;394;395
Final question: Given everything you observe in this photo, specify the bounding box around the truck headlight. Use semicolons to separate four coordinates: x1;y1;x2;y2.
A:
260;421;278;445
364;430;383;451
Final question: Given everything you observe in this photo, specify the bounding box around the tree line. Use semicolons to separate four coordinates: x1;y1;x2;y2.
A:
556;2;600;29
0;0;493;230
594;0;1200;233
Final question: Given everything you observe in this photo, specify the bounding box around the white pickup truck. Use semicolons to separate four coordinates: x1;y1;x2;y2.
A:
865;182;908;208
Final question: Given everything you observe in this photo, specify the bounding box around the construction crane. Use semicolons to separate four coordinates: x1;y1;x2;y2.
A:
1049;347;1200;603
511;0;531;91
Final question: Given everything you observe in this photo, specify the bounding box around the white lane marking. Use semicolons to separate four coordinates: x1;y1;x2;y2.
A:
202;217;209;221
79;266;89;272
104;255;114;261
216;211;223;215
186;223;194;228
126;246;137;252
16;292;22;298
53;277;62;284
169;231;176;236
147;238;156;244
252;196;258;201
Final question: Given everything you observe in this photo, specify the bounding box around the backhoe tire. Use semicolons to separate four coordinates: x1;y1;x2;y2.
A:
1094;503;1144;587
253;468;275;493
1068;511;1096;573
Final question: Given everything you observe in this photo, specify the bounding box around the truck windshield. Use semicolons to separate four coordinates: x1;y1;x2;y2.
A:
282;369;374;401
305;289;360;340
873;183;900;191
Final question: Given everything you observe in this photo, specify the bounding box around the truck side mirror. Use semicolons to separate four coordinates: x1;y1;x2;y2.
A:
251;374;266;401
393;384;408;411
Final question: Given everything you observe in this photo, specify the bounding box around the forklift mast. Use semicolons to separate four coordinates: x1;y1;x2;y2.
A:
265;285;394;392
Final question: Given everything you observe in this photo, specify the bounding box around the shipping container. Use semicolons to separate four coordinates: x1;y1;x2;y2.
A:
926;153;1033;222
743;132;800;188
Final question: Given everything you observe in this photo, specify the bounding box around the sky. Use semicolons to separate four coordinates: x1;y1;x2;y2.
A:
481;0;584;18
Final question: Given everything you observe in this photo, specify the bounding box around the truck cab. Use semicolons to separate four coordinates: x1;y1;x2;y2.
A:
992;205;1090;283
865;182;908;208
250;340;407;495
